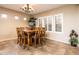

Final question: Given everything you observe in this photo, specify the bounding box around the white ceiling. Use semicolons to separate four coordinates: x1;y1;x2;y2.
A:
0;4;65;14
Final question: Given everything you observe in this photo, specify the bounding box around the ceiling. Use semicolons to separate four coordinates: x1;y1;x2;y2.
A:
0;4;65;14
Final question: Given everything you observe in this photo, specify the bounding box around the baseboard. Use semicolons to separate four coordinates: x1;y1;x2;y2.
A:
46;37;69;44
0;37;17;42
46;37;79;47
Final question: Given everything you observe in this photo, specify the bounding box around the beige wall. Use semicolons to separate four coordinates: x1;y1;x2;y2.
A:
0;7;27;40
35;5;79;44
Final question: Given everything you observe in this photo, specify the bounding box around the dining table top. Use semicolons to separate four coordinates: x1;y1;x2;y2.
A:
23;29;38;33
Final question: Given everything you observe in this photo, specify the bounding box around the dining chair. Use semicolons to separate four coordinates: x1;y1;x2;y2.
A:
16;28;20;44
40;28;46;45
16;27;27;49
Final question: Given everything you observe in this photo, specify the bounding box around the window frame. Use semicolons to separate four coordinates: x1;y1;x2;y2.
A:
36;13;63;33
53;13;63;33
46;16;53;32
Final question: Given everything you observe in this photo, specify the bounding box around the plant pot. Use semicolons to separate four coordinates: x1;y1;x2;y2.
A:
71;42;77;47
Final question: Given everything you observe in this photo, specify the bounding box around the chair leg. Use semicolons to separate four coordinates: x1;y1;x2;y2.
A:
19;38;23;47
39;38;41;46
34;38;37;48
23;39;26;49
19;39;21;46
17;38;19;44
30;38;32;46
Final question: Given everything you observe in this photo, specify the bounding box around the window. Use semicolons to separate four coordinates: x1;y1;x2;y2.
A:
36;18;39;27
54;14;63;33
42;16;53;32
36;13;63;33
47;16;53;31
43;17;48;31
36;17;41;27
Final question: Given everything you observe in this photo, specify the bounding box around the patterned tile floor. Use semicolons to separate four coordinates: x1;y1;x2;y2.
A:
0;39;79;55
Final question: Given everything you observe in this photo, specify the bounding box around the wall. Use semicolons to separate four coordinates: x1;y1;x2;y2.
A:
0;7;27;40
35;5;79;44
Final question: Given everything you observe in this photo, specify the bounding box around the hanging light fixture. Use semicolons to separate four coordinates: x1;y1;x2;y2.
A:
21;4;33;14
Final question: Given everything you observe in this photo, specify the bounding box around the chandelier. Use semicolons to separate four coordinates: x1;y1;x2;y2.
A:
21;4;33;14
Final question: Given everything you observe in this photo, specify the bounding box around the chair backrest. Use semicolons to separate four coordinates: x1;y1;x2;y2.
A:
16;28;20;36
16;27;24;37
35;27;46;37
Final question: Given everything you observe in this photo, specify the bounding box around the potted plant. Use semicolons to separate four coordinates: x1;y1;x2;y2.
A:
28;17;36;28
69;30;79;47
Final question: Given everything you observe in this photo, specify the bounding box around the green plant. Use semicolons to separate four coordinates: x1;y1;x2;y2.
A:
69;38;79;44
69;30;79;47
28;17;36;28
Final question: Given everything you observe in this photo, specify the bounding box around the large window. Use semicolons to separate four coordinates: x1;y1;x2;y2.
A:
54;14;63;33
43;17;48;31
36;13;63;33
47;16;53;31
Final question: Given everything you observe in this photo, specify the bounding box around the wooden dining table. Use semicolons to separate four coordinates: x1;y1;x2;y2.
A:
16;27;46;49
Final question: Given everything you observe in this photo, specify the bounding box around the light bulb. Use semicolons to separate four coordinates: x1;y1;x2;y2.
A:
14;16;19;20
24;18;27;20
1;14;7;18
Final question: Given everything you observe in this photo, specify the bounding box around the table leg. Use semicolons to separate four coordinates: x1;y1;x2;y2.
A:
19;38;22;47
23;38;26;49
34;33;37;47
27;33;30;50
39;38;41;46
38;32;41;46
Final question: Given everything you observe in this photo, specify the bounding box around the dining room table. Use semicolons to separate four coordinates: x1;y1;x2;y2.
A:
16;27;46;49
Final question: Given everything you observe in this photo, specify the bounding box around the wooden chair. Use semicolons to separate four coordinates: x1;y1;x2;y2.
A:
16;27;27;49
22;27;34;49
40;28;46;45
34;27;41;46
16;28;21;44
35;27;46;46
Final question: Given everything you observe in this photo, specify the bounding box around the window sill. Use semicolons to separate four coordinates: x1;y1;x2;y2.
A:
53;31;63;34
46;31;63;33
46;31;53;33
